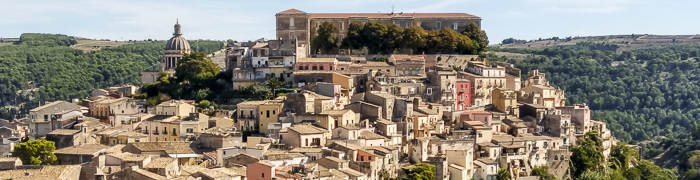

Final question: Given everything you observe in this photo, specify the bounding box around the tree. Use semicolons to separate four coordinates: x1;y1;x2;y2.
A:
240;83;272;100
402;26;428;54
531;166;556;180
403;163;436;180
312;21;337;54
437;28;460;53
12;139;57;165
457;34;476;54
264;78;283;99
425;30;442;53
197;100;211;109
461;22;489;52
195;88;212;101
570;131;603;177
343;21;365;54
609;142;639;170
362;21;389;54
383;23;404;54
175;52;220;85
497;167;510;180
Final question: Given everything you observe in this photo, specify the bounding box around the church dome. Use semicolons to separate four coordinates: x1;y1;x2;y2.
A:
165;20;191;52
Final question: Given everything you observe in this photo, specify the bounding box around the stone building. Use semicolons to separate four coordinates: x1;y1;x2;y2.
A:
27;101;82;138
53;144;109;165
520;69;566;108
275;9;481;55
459;61;508;106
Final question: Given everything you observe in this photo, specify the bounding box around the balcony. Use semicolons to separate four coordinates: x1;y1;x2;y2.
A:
152;130;159;135
142;130;149;134
501;152;526;156
163;131;168;135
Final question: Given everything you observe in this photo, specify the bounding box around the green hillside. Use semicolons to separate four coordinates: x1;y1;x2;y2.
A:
0;33;224;120
489;41;700;178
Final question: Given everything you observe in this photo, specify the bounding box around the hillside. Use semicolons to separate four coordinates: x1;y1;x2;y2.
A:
496;34;700;52
488;39;700;177
0;33;224;120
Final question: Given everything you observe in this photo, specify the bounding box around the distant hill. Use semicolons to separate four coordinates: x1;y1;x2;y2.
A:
494;34;700;52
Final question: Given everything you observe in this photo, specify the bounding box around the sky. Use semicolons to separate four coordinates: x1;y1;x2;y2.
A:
1;0;699;44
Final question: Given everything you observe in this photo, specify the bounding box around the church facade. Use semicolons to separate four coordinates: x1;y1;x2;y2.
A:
140;20;192;84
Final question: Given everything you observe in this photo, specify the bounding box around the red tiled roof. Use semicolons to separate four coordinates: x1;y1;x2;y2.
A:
278;8;306;14
309;13;478;19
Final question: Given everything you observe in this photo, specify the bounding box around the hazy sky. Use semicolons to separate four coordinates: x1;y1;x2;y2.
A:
2;0;698;43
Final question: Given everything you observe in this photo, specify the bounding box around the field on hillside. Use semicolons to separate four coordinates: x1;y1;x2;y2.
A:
71;40;131;52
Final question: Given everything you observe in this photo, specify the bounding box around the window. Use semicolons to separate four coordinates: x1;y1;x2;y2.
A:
186;128;193;133
437;21;441;28
320;66;324;70
280;135;283;140
369;156;372;160
135;138;140;142
273;110;276;114
305;139;309;146
299;66;303;70
262;173;265;178
341;22;345;30
361;156;364;161
387;69;390;72
289;32;295;40
266;110;270;118
312;66;317;70
417;22;421;26
453;22;458;30
316;22;319;29
290;18;294;27
427;88;433;95
173;128;177;136
478;133;483;137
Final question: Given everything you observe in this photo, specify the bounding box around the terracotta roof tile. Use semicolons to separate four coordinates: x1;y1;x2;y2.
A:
278;8;306;14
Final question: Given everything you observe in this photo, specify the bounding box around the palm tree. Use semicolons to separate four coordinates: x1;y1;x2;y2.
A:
265;77;283;99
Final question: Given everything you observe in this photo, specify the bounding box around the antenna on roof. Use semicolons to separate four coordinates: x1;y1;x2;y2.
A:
391;4;395;14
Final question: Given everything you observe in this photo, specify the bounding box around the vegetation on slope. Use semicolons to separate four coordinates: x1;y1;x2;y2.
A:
0;33;224;120
489;41;700;178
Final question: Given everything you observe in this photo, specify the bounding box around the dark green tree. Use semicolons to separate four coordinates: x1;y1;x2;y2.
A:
383;23;404;54
311;21;337;54
362;21;389;54
264;77;283;99
402;26;428;54
343;21;365;54
461;22;489;52
570;131;603;177
175;52;220;85
12;139;57;165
